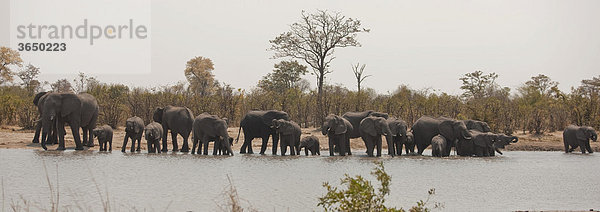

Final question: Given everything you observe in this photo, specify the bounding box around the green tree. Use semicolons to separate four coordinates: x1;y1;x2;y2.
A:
51;79;73;93
258;60;307;92
459;70;498;99
270;10;369;124
0;47;23;85
16;63;42;94
185;56;216;96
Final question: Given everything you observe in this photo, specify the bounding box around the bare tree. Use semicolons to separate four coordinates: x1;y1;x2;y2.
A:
352;63;370;111
270;10;369;124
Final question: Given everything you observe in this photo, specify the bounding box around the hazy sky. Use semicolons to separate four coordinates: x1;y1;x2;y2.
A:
3;0;600;95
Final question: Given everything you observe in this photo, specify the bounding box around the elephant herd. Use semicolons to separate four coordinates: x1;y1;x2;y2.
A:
31;92;598;156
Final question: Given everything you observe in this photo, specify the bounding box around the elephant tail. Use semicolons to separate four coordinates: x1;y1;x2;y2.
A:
235;125;242;144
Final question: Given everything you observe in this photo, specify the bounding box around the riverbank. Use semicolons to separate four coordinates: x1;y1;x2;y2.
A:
1;125;598;152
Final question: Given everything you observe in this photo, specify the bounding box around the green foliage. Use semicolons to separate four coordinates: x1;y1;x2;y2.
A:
318;162;441;212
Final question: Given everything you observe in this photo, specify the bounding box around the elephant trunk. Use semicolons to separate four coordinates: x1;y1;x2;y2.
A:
321;125;329;136
511;136;518;143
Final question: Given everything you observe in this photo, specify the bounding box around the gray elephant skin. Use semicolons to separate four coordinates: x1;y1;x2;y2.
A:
359;116;394;157
40;93;99;150
32;91;58;145
122;116;144;152
236;110;289;155
192;113;234;156
563;125;597;154
343;110;389;139
93;125;113;151
144;122;163;153
272;119;301;156
322;114;353;156
412;116;472;156
153;106;194;152
387;117;412;155
462;119;491;132
431;134;447;157
490;134;518;156
299;135;320;156
456;131;518;156
406;132;415;154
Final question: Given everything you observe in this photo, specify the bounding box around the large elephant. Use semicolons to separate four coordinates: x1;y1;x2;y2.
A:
489;134;518;156
236;110;290;155
563;125;597;154
386;117;409;156
192;113;234;156
462;119;491;132
456;130;496;157
431;134;447;157
359;116;393;157
144;122;163;153
412;116;472;156
153;106;194;152
271;119;301;156
343;110;389;139
32;91;57;145
40;93;98;150
322;114;353;156
122;116;145;152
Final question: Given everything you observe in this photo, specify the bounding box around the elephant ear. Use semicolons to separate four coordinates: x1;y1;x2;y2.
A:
576;128;589;141
334;116;347;135
361;118;377;137
153;107;163;123
439;120;457;141
60;93;81;117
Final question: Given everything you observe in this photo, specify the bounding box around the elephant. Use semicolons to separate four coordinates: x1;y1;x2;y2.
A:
462;119;491;132
153;106;194;152
192;113;234;156
271;119;301;156
386;117;409;156
122;116;144;152
405;132;415;154
236;110;290;155
215;138;234;155
93;125;113;151
144;122;163;153
321;114;353;156
411;116;472;156
489;134;518;156
431;134;447;157
459;130;497;157
40;93;98;150
299;135;320;156
563;125;597;154
343;110;389;139
32;91;58;145
359;116;393;157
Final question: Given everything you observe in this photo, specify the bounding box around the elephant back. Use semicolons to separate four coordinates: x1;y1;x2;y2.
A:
78;93;99;128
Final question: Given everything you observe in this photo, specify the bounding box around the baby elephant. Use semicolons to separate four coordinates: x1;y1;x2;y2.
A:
122;116;145;152
431;134;447;157
93;125;113;151
299;135;320;156
145;122;163;153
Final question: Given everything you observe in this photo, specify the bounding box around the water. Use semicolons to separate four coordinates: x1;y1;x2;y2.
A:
1;149;599;211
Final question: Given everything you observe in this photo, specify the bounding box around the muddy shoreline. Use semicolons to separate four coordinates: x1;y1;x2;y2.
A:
1;125;598;152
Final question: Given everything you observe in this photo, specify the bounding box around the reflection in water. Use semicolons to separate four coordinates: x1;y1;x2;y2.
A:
2;149;600;211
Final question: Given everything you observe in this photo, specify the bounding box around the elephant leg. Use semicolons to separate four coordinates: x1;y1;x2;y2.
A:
191;136;198;154
161;128;169;152
586;142;593;153
136;138;141;151
82;128;89;147
70;124;83;150
56;120;67;150
109;139;112;151
171;131;179;152
272;133;279;155
213;142;218;155
345;136;352;155
328;137;335;156
259;136;269;155
365;137;375;157
180;135;190;152
376;136;382;157
563;140;570;153
130;136;136;152
122;135;129;152
280;142;287;156
305;148;309;156
338;136;347;156
32;120;41;143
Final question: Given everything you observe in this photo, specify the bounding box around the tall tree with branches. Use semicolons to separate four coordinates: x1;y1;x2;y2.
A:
185;56;216;96
352;62;370;111
270;10;369;124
